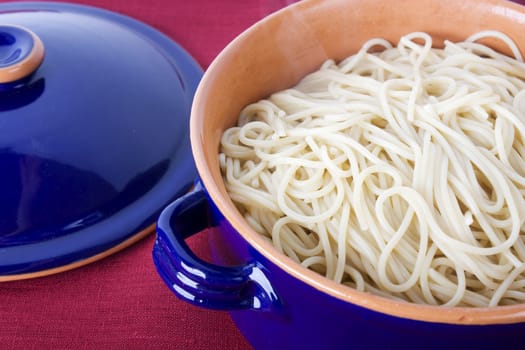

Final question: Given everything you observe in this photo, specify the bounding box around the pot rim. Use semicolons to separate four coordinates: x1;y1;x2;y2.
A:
191;0;525;325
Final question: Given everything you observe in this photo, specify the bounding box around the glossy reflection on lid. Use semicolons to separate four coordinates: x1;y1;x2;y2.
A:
0;2;202;276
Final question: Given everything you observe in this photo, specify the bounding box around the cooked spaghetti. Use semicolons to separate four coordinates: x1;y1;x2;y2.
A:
219;31;525;307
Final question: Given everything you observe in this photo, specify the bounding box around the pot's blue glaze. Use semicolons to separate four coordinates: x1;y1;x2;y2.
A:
154;181;525;350
0;2;202;275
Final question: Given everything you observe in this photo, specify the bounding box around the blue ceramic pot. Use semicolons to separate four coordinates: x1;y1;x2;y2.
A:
152;0;525;348
153;181;525;349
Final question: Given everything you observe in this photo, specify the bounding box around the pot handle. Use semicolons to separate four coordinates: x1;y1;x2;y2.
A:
153;181;279;311
0;25;45;85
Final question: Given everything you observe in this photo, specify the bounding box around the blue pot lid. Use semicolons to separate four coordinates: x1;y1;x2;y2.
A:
0;2;202;277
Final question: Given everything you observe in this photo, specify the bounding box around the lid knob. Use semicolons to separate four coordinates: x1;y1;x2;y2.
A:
0;25;44;84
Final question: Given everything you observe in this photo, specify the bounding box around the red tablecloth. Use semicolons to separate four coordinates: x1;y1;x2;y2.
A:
2;0;525;349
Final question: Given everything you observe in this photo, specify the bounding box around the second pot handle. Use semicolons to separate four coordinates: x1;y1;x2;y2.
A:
152;181;280;311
